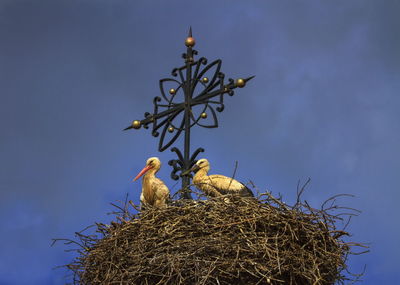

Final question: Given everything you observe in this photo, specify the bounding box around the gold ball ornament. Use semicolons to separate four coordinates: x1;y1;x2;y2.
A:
169;88;176;95
202;77;209;83
235;78;246;88
185;37;195;47
132;120;141;129
168;126;174;133
200;112;207;119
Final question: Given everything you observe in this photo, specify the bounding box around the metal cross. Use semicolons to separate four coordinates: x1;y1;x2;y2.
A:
124;28;254;199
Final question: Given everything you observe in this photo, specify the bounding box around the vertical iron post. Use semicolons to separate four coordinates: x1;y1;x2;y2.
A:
182;30;193;197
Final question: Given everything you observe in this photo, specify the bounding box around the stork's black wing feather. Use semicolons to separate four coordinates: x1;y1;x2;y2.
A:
239;183;254;197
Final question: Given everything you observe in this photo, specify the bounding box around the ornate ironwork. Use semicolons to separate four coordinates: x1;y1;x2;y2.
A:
124;27;254;199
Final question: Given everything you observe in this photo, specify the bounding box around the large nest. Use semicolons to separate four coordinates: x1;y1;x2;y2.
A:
56;184;367;284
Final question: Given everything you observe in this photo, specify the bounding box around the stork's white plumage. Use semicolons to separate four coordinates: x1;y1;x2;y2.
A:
133;157;170;208
191;158;254;198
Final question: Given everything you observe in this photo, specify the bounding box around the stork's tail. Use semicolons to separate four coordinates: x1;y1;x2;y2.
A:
240;186;255;197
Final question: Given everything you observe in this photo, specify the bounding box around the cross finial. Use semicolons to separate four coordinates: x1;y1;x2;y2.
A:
185;27;195;48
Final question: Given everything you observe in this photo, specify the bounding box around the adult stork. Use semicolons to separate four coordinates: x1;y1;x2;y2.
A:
133;157;170;208
190;158;254;198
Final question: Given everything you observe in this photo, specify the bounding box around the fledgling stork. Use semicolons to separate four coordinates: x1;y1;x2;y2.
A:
133;157;170;208
190;158;254;198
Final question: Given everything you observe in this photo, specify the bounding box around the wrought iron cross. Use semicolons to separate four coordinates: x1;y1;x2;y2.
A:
124;28;254;199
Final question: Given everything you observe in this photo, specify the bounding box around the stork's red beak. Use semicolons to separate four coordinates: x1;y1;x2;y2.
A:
133;165;152;181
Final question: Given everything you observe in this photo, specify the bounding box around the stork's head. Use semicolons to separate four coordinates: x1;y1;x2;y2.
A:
191;158;210;173
133;157;161;181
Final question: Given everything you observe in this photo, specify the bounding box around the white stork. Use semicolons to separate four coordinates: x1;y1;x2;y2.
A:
190;158;254;198
133;157;170;208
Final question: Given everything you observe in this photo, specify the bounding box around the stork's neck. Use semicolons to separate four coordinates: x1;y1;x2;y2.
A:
193;167;208;182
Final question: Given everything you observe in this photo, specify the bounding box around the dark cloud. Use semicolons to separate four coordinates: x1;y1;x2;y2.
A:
0;0;399;283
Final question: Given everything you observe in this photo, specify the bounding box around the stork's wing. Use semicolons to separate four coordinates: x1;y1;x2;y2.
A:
208;175;253;197
208;174;244;191
238;184;254;197
152;178;170;200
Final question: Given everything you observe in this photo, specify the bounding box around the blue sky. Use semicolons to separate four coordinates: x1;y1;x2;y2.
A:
0;0;399;284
